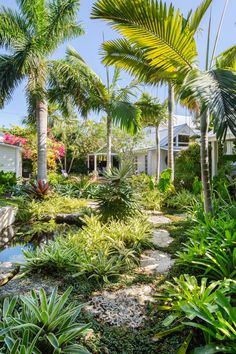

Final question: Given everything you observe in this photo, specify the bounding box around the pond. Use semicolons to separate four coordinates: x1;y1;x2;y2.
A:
0;226;30;264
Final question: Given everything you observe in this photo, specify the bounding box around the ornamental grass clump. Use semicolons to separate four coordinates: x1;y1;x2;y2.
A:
0;287;91;354
23;215;152;283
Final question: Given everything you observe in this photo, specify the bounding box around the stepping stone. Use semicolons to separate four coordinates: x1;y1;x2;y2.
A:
86;285;155;328
152;229;173;248
140;250;174;274
148;215;171;225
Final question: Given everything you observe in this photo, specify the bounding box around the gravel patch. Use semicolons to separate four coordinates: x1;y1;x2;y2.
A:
86;285;155;328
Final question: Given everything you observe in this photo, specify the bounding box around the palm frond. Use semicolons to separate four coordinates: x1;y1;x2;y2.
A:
0;54;25;107
180;68;236;140
110;100;141;134
216;45;236;70
92;0;197;74
16;0;49;33
46;0;84;49
102;38;172;84
189;0;212;33
0;6;29;51
136;92;168;127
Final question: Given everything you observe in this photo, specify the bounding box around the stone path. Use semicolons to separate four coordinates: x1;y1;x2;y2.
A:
86;285;155;328
152;229;173;248
148;214;171;225
140;250;174;274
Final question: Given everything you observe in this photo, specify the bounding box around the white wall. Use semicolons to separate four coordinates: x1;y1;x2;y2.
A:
136;153;147;174
0;145;22;177
135;149;168;176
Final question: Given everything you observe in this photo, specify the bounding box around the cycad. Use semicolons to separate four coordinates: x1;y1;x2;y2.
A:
0;0;84;181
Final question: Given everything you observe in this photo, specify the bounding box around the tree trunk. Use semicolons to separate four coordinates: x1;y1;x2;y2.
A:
200;110;213;214
155;124;160;182
168;83;174;181
107;116;112;171
36;101;48;181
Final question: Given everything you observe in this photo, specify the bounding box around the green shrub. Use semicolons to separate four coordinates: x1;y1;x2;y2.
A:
158;169;174;193
139;189;160;210
130;174;161;210
23;215;152;282
0;171;17;194
0;287;91;354
177;209;236;280
95;163;139;221
174;143;201;191
30;196;88;220
164;189;198;211
155;275;236;353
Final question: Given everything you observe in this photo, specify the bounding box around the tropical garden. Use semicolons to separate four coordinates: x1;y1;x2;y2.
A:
0;0;236;353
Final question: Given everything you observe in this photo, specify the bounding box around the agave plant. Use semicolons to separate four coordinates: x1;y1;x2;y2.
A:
0;287;91;354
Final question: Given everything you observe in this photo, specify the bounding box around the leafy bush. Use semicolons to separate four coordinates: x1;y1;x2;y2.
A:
96;164;139;221
130;174;161;210
158;169;174;193
164;189;198;211
155;275;236;353
26;180;50;199
0;287;91;354
0;171;17;194
30;196;88;220
177;208;236;280
174;143;201;191
23;215;152;282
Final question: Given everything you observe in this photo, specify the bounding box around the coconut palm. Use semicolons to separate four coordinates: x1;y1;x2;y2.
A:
0;0;83;180
91;0;236;213
136;93;167;181
49;47;141;171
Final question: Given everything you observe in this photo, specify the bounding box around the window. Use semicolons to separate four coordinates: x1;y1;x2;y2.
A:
145;155;148;174
134;156;138;172
177;135;190;147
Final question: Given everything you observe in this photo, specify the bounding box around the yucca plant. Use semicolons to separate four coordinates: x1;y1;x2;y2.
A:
0;287;91;354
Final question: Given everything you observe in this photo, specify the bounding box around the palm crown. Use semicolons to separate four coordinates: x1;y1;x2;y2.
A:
0;0;83;180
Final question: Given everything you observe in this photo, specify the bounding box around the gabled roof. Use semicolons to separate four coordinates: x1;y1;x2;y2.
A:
134;123;197;152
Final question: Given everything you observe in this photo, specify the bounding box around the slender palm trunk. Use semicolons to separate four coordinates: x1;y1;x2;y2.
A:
168;83;174;181
107;116;112;171
36;101;48;181
200;110;213;213
155;124;160;182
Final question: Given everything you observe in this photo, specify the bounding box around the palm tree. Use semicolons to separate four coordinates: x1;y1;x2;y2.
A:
137;93;167;181
91;0;236;213
49;48;141;171
0;0;83;180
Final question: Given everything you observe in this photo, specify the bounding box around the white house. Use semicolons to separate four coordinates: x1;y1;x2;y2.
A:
209;130;236;177
0;133;22;177
133;123;197;176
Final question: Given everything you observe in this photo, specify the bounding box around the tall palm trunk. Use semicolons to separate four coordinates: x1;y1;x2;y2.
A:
168;83;174;181
107;116;112;171
200;110;213;213
36;101;48;181
155;124;160;182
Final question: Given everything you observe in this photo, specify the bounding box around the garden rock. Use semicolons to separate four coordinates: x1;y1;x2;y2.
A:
148;214;171;225
140;250;174;274
40;213;84;226
86;285;155;328
152;229;173;248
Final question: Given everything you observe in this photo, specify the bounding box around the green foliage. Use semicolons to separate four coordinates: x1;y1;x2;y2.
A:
174;144;201;191
130;174;160;211
177;208;236;280
26;180;50;199
23;215;152;283
164;190;198;211
0;171;17;194
158;169;174;194
30;196;88;220
155;275;236;353
96;164;139;221
0;287;91;354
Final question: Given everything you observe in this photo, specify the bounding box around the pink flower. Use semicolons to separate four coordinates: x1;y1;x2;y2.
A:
3;133;27;146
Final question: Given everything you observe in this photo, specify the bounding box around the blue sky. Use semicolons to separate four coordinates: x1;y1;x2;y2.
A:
0;0;235;127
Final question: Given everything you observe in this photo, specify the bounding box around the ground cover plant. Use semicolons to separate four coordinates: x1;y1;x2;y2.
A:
0;287;91;354
23;215;153;283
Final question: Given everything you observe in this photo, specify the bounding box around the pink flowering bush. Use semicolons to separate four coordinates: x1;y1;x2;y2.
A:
3;133;27;146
